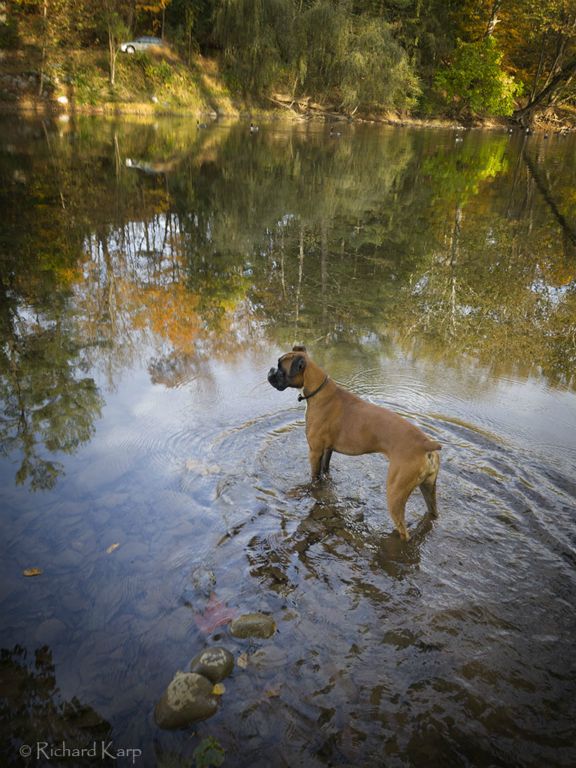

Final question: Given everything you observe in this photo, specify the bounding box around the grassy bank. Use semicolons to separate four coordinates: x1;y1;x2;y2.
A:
0;47;242;117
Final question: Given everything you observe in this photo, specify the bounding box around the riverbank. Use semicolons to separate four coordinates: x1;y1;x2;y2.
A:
1;47;575;131
0;48;241;119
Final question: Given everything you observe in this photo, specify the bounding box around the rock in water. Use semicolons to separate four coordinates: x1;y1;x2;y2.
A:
190;647;234;683
154;672;217;729
229;613;276;639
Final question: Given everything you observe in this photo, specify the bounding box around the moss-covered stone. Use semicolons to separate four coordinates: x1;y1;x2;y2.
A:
154;671;217;729
229;613;276;639
190;647;234;683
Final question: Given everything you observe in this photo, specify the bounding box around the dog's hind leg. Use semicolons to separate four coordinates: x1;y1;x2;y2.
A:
386;467;412;540
387;493;410;540
419;477;438;518
387;458;434;540
419;451;440;518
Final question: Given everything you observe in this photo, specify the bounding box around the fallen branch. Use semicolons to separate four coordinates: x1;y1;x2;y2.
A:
268;94;346;120
266;96;307;119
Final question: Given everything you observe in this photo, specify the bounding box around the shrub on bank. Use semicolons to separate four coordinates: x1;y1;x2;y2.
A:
434;37;522;118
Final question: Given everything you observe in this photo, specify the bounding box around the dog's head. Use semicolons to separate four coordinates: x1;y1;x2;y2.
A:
267;345;308;391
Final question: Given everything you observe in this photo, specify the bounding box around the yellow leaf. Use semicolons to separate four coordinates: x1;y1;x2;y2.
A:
23;568;43;577
212;683;226;696
106;543;120;554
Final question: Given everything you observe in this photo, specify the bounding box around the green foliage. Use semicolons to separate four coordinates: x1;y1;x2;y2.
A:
294;1;348;96
339;17;421;112
0;327;104;491
3;0;576;118
422;136;509;208
213;0;420;112
214;0;292;94
166;3;199;65
0;10;20;48
167;0;215;53
142;56;174;84
69;66;102;105
434;36;523;117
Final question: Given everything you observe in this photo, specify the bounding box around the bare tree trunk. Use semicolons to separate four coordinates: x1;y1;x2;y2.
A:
541;15;576;93
530;33;547;102
449;205;462;335
321;220;328;329
280;230;286;298
108;28;116;86
294;223;305;334
484;0;502;38
514;56;576;123
127;0;136;33
113;131;122;184
186;7;194;65
38;0;48;96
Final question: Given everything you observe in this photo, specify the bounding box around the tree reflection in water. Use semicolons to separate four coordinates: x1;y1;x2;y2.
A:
0;117;574;491
0;645;111;767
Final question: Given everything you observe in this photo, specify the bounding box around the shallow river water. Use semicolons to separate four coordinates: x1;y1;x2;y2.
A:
0;116;575;767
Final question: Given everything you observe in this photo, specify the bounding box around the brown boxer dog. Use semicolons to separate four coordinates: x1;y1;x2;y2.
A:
268;346;441;540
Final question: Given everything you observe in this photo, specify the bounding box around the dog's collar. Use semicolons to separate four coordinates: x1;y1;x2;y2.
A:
298;376;329;402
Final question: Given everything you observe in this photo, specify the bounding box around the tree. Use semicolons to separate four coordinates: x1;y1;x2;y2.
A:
435;36;522;116
166;0;216;53
214;0;292;94
137;0;172;38
458;0;576;120
102;0;130;85
292;0;349;101
515;55;576;122
0;647;111;767
506;0;576;121
339;17;421;113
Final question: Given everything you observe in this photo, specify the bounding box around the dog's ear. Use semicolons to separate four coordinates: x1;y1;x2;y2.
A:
289;355;306;377
292;345;306;353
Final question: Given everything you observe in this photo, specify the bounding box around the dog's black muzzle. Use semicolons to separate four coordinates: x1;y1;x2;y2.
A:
268;367;288;391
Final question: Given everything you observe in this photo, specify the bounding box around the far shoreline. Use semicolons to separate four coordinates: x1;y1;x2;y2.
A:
2;97;574;134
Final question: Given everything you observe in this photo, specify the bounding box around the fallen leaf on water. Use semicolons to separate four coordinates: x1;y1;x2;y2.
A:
193;592;237;634
23;568;43;577
212;683;226;696
237;653;249;669
106;543;120;554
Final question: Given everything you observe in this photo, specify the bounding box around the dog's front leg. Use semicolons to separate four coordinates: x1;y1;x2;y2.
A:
320;449;333;475
308;447;323;481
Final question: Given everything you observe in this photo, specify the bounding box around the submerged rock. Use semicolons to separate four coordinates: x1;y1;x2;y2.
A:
190;647;234;683
190;567;217;597
249;646;288;672
154;672;217;729
229;613;276;639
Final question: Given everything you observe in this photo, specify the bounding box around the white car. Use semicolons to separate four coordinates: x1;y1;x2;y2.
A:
119;36;164;54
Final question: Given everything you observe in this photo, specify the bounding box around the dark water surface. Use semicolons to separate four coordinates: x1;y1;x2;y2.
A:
1;116;575;767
